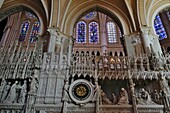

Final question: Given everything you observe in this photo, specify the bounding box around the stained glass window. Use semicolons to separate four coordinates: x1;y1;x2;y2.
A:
30;21;40;42
85;12;97;20
106;21;117;43
19;20;30;42
154;15;167;40
76;21;86;43
89;22;99;43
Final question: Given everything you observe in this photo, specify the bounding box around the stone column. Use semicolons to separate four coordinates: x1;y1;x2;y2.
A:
124;35;136;56
98;13;107;54
140;26;152;55
68;37;73;66
128;76;138;113
47;28;58;52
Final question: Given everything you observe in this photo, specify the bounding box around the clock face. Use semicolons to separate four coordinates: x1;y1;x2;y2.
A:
69;79;94;104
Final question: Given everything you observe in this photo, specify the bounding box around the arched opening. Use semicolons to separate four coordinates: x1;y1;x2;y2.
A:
153;8;170;53
73;11;125;57
0;11;41;50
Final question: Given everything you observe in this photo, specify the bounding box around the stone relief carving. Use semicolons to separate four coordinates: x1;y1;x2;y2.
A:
112;93;117;105
136;88;156;105
0;78;6;100
117;88;129;105
160;76;170;95
18;80;27;103
29;69;39;94
0;81;11;102
4;81;18;103
100;89;112;105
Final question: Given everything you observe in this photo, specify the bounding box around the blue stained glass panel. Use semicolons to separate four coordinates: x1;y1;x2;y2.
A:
76;21;86;43
85;12;97;20
19;20;30;42
154;15;167;40
89;22;99;43
30;21;40;42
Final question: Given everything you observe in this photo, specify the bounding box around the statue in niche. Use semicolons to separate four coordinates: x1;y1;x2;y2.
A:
100;89;112;105
62;80;71;102
0;82;11;103
117;88;129;105
4;81;18;103
112;93;117;105
18;80;27;103
160;76;170;95
136;88;156;105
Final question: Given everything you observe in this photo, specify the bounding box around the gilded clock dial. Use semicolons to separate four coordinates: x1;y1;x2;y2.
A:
75;85;87;97
69;79;94;104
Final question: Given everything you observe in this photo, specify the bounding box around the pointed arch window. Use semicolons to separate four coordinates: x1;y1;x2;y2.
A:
154;15;167;40
19;20;30;42
106;21;117;43
89;21;99;43
76;21;86;43
30;21;40;42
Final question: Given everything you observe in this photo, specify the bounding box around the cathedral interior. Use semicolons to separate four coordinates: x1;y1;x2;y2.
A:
0;0;170;113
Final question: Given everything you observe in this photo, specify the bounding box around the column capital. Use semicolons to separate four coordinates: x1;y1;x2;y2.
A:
140;26;151;34
47;27;59;36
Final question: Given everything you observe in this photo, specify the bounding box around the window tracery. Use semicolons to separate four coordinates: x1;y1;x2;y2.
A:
29;21;40;42
106;21;117;43
76;21;86;43
19;20;30;42
89;21;99;43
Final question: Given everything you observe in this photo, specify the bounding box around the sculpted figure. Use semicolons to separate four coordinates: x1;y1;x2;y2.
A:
117;88;129;105
100;89;112;105
4;81;18;103
160;76;170;95
137;88;156;105
112;93;117;105
29;76;38;93
18;80;27;103
0;82;11;102
14;82;22;103
62;80;70;102
0;78;6;99
153;90;161;104
29;69;39;93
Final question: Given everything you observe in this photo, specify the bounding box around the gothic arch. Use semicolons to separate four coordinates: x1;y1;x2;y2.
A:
0;1;47;36
147;0;170;34
62;2;133;36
